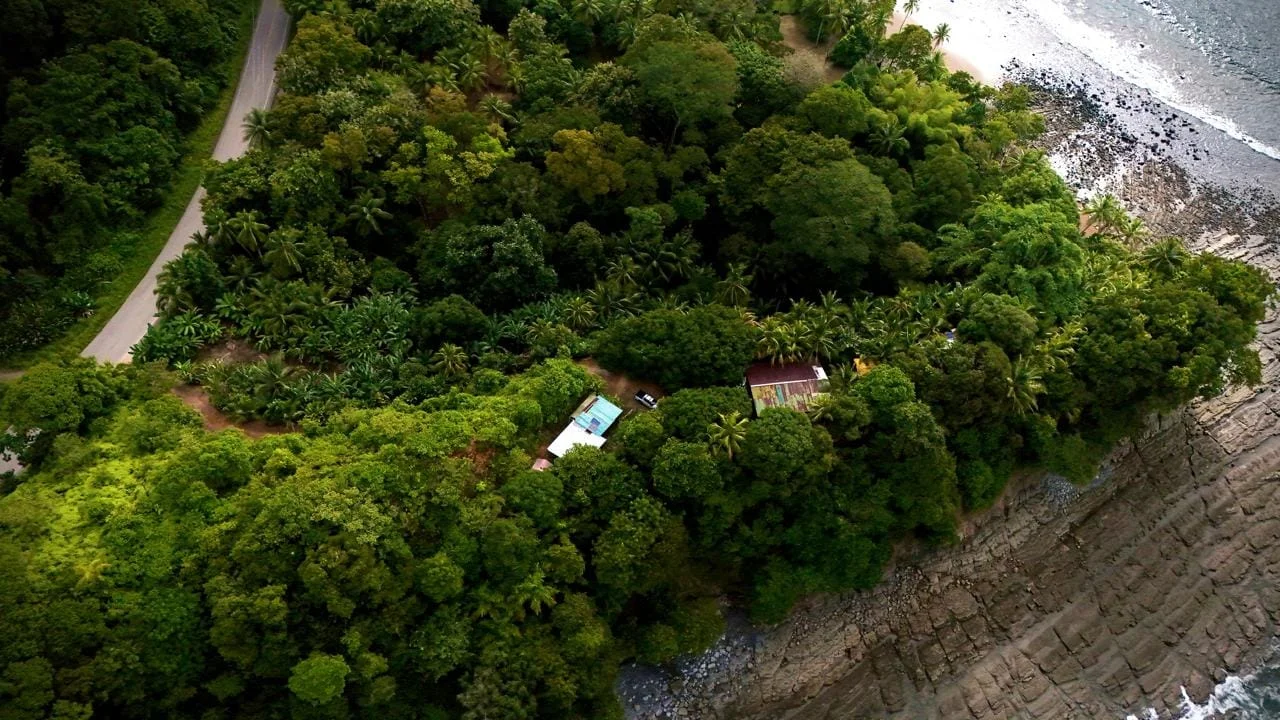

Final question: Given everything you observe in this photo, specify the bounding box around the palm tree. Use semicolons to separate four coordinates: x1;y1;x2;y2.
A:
513;567;558;619
206;210;235;247
242;108;273;149
451;52;488;93
254;356;298;401
902;0;920;22
1141;237;1189;277
1119;216;1150;249
1007;357;1046;417
1083;194;1125;236
478;95;516;125
587;281;640;320
431;343;470;377
572;0;605;24
225;256;256;291
228;211;268;256
563;296;597;331
921;50;948;80
757;317;797;365
264;234;305;277
1036;321;1082;373
347;191;393;236
708;411;748;460
716;263;754;307
526;319;563;349
606;256;643;289
933;22;951;47
872;118;910;157
349;8;383;42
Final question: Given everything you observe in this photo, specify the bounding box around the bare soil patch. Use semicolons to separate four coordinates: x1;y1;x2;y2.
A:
576;358;666;412
779;15;844;86
196;339;267;365
172;384;292;439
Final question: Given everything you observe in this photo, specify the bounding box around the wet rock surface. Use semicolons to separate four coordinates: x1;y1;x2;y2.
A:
618;74;1280;719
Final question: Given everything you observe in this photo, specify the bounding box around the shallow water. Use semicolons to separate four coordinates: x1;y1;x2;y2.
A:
907;0;1280;197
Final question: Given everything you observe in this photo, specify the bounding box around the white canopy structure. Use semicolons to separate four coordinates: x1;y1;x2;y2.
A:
547;422;607;457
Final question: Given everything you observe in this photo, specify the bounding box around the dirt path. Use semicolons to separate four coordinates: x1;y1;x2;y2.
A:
576;358;666;412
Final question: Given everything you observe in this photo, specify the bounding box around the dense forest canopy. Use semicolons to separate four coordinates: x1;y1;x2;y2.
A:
0;0;1274;717
0;0;251;357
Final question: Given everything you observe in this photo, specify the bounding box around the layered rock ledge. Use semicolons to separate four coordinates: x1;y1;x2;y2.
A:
620;189;1280;718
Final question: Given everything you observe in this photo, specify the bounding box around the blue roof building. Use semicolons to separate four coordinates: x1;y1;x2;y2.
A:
571;394;623;436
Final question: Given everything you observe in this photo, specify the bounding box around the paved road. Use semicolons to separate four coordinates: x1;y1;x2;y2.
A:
80;0;291;364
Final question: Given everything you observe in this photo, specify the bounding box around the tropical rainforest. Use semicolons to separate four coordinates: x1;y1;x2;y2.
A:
0;0;1273;717
0;0;252;357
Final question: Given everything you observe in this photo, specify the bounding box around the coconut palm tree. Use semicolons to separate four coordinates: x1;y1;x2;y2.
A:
758;317;801;365
902;0;920;22
563;296;597;331
1141;237;1189;277
1083;194;1125;236
872;118;910;157
431;343;470;377
587;281;640;319
708;411;748;460
242;108;273;149
572;0;605;24
478;95;516;125
349;8;382;42
451;52;488;93
715;263;754;307
606;256;643;289
1007;357;1046;417
347;191;393;236
224;256;256;291
933;22;951;47
263;234;305;277
228;211;269;256
1119;216;1150;249
921;50;948;80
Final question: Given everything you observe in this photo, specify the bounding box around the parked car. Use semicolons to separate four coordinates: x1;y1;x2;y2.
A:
633;390;658;409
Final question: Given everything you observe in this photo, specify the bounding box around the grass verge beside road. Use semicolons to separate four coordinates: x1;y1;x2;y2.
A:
0;3;258;372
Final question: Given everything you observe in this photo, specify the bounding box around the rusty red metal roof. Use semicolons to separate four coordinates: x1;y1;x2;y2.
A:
745;362;822;387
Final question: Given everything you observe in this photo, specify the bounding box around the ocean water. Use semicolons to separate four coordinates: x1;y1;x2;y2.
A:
905;0;1280;717
908;0;1280;198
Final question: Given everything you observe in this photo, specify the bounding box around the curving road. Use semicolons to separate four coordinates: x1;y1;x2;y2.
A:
80;0;291;363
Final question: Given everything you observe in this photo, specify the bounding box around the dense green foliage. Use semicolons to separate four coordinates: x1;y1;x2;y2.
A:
0;0;250;359
1;0;1274;717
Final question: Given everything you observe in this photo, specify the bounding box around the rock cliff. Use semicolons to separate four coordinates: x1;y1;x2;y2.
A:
619;182;1280;719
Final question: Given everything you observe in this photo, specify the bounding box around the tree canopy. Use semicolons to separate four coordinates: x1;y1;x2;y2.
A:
0;1;1273;717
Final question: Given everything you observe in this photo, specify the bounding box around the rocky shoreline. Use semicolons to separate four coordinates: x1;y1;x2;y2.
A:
618;76;1280;719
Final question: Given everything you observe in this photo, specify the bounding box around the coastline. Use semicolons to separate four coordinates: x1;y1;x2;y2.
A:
887;13;990;83
619;3;1280;718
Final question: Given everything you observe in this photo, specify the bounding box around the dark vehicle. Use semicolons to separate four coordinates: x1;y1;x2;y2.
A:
633;390;659;409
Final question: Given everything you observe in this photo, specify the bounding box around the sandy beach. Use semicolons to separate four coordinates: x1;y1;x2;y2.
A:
778;13;993;87
887;13;990;83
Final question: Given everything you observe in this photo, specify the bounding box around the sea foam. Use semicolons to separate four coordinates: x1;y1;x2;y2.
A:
1025;0;1280;161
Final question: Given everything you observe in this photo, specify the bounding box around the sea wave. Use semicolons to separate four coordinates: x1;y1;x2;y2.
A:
1123;659;1280;719
1027;0;1280;161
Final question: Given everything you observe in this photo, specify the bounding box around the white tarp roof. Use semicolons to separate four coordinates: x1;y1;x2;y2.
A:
548;422;607;458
